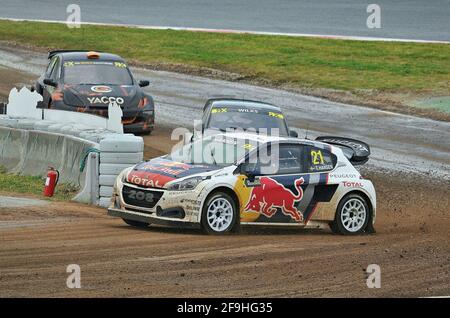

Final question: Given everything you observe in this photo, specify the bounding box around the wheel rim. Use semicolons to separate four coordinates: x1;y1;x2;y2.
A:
207;197;234;232
340;198;367;232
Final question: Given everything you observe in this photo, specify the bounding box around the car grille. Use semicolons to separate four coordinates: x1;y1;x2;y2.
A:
122;185;163;209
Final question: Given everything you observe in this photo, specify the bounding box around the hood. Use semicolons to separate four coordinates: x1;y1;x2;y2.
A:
63;84;140;108
126;157;221;188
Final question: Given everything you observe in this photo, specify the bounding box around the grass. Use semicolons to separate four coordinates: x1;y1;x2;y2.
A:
0;166;79;201
0;20;449;115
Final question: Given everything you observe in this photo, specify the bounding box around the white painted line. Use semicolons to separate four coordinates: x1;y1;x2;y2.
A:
1;17;449;44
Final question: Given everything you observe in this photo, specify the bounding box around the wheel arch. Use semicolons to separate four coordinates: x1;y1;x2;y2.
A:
199;185;240;223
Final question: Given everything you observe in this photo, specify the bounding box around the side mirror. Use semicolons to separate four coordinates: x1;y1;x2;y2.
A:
239;163;259;182
139;80;150;87
183;132;194;145
289;130;298;138
43;78;57;87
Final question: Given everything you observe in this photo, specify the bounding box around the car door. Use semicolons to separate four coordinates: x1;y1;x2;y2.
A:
241;143;337;224
241;143;309;223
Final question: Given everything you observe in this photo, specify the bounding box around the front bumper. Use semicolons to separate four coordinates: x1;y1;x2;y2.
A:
108;180;205;227
107;207;200;229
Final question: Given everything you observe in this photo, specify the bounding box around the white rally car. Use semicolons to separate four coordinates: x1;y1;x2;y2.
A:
107;133;376;235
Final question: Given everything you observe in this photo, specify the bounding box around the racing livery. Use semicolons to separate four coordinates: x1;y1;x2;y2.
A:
108;133;376;235
35;50;155;134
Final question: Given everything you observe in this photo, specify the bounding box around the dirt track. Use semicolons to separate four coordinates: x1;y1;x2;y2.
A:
0;126;449;298
0;44;448;297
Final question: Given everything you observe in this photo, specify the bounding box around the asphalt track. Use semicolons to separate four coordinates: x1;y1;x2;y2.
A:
0;0;449;41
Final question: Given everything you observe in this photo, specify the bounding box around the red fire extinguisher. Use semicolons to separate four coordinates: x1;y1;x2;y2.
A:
43;167;59;197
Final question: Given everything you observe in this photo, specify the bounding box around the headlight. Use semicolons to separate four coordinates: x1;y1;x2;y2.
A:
167;176;206;191
117;167;132;184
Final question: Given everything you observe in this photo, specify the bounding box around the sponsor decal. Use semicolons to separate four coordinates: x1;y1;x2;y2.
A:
268;111;284;119
243;143;254;150
244;177;305;222
91;85;112;93
211;107;228;114
139;161;191;176
126;171;174;188
343;181;364;188
329;173;358;179
114;62;127;68
237;108;259;113
87;96;124;105
64;61;115;66
310;149;334;172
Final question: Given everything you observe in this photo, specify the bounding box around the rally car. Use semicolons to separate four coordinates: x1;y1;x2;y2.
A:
35;50;155;134
107;132;376;235
183;98;298;145
201;98;298;137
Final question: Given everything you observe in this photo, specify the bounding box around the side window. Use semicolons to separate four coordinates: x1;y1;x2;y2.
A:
308;146;336;173
202;105;210;125
246;144;307;175
276;144;305;174
45;56;58;77
50;58;61;81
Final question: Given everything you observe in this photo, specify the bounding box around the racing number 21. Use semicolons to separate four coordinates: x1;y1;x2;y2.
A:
311;150;324;165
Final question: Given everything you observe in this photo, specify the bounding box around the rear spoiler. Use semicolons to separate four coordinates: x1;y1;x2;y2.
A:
48;50;92;59
315;136;370;165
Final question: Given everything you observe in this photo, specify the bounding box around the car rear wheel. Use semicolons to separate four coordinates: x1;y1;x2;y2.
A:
330;193;369;235
122;218;150;228
201;192;238;235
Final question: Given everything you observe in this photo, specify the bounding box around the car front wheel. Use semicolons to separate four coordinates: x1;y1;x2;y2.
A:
201;192;238;235
330;193;370;235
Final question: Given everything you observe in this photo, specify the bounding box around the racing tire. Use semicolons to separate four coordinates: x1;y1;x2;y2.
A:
330;193;370;235
201;192;239;235
122;218;150;228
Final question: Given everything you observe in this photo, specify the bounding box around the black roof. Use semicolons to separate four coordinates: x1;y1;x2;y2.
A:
206;98;282;112
48;50;125;62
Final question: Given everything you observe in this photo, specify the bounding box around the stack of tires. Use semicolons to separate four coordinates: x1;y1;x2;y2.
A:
98;135;144;207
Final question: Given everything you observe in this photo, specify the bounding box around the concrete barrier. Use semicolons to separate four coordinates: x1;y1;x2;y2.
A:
0;126;96;185
1;88;145;206
0;114;144;206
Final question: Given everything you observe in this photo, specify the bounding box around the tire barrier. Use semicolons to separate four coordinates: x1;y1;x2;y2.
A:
98;136;144;207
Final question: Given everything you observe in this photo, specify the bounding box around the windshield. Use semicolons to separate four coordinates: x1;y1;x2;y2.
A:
63;61;133;85
207;107;289;136
166;136;259;167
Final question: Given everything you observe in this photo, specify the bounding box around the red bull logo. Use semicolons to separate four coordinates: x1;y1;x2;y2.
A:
244;177;305;222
